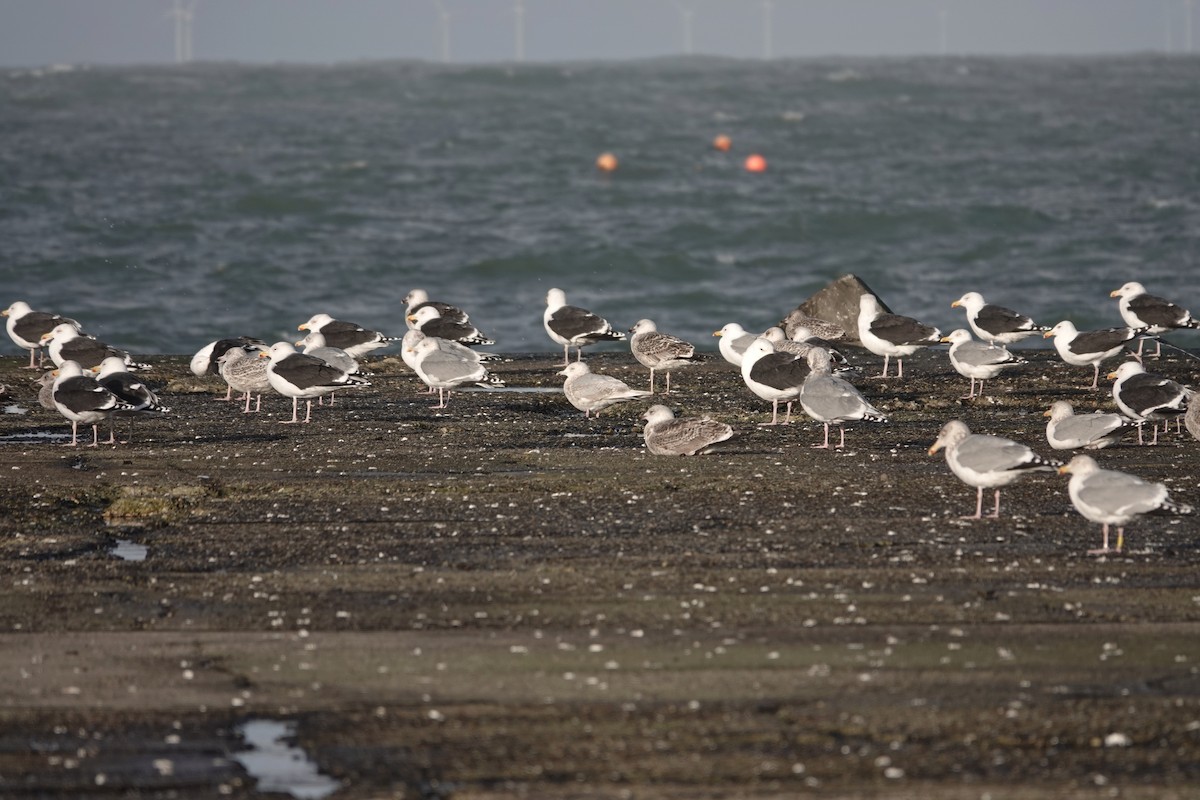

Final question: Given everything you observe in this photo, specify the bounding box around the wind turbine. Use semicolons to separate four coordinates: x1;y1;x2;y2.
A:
513;0;526;62
669;2;695;56
761;0;774;60
434;0;452;63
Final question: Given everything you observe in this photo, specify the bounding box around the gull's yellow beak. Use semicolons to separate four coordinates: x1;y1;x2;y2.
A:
712;330;723;337
939;336;952;344
1106;370;1118;381
1042;330;1054;339
950;300;961;308
1057;464;1073;475
1109;289;1121;298
297;324;308;331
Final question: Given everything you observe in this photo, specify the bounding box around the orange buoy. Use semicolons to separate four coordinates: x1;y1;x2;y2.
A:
595;152;619;172
713;134;732;152
744;153;767;172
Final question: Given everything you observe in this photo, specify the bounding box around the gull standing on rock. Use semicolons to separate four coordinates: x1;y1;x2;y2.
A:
50;360;132;447
3;301;81;369
929;420;1062;519
798;347;887;449
712;323;758;368
406;336;505;409
1043;320;1148;389
740;338;810;425
857;294;941;379
1059;455;1194;555
941;328;1026;399
641;405;734;456
543;288;626;366
1109;361;1190;445
628;319;703;394
262;342;370;424
1111;281;1199;358
559;362;652;418
950;292;1048;345
218;345;273;413
1043;400;1134;451
297;314;398;359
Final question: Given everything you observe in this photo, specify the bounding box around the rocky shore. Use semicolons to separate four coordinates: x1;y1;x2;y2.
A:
1;346;1199;799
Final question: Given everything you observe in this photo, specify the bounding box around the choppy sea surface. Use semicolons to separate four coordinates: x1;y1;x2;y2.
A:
2;56;1198;355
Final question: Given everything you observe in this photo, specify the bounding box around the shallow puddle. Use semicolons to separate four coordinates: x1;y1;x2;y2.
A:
111;539;148;561
234;719;340;799
0;430;70;442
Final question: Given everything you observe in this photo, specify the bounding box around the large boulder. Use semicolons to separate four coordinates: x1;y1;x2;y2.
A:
780;274;892;347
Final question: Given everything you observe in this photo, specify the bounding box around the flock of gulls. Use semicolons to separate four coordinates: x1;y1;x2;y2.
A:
4;278;1199;555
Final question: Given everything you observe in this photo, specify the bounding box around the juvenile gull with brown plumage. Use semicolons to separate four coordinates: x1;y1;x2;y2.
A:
629;318;703;394
641;405;733;456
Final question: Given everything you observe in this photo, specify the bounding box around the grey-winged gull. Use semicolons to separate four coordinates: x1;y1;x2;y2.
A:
51;360;132;447
34;371;56;410
407;306;494;347
942;328;1026;399
1111;281;1199;358
712;323;757;368
740;338;810;426
1059;454;1194;554
950;292;1048;345
96;356;169;444
628;319;703;394
401;329;499;393
404;288;470;328
857;293;941;379
262;341;370;424
40;324;149;371
406;336;504;409
297;314;398;359
1108;360;1190;445
1044;400;1134;451
218;345;273;413
1043;320;1148;389
785;326;852;367
929;419;1062;519
544;288;625;366
558;362;651;418
798;347;886;449
641;404;733;456
3;301;81;370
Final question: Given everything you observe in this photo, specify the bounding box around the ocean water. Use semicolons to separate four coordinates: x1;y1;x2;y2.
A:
2;56;1198;355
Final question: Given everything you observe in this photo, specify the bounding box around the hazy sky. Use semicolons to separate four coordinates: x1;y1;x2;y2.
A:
0;0;1195;67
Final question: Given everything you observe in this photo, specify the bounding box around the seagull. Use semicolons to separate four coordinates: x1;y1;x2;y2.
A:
261;342;370;424
712;323;758;368
297;314;398;359
1043;320;1148;389
403;288;470;327
407;306;494;347
95;356;169;444
1111;281;1199;358
558;362;652;418
50;360;132;447
406;336;505;409
190;337;268;401
798;347;887;449
857;293;941;379
218;345;273;413
543;288;625;366
401;330;500;393
778;308;846;342
3;301;81;370
628;319;703;394
950;292;1048;345
1043;400;1134;451
1059;454;1194;555
941;328;1026;399
641;405;734;456
1108;360;1190;445
929;419;1062;519
296;330;369;406
786;326;852;367
740;338;810;425
39;324;149;371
